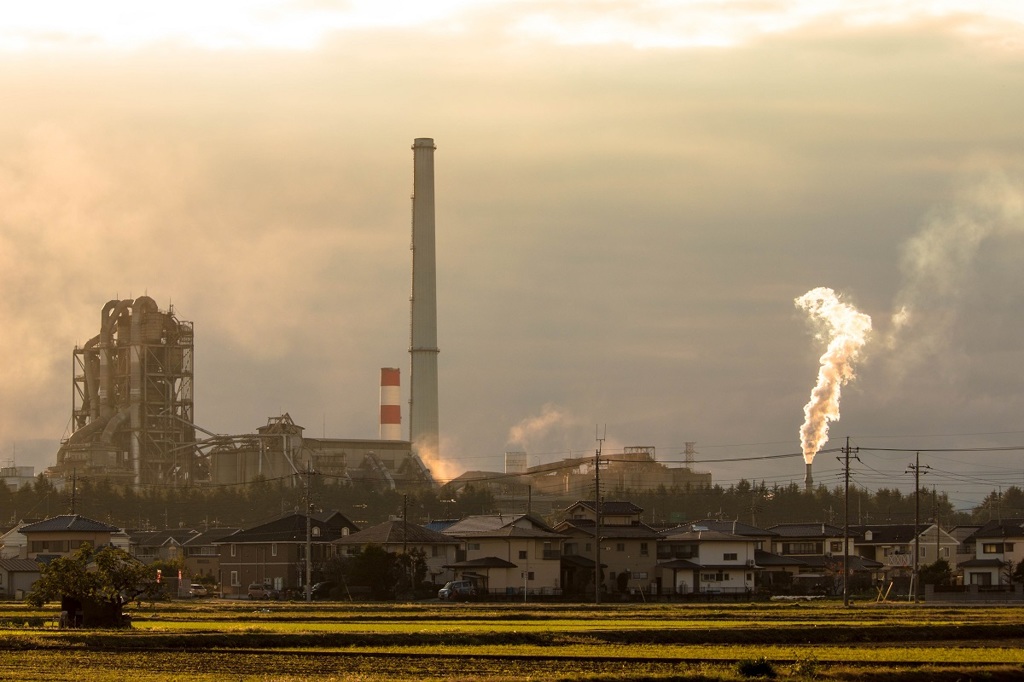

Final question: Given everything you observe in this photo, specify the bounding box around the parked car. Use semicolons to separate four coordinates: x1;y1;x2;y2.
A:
188;583;209;597
310;581;337;600
438;580;476;600
247;583;279;600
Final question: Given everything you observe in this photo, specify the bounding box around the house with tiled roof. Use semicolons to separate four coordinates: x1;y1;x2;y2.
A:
214;510;359;597
851;523;959;583
18;515;123;561
766;522;881;594
128;528;200;565
656;527;758;595
555;500;660;597
442;513;566;597
959;519;1024;586
183;527;240;585
334;519;460;586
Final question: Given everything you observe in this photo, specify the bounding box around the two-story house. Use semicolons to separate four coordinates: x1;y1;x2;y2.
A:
441;513;566;597
657;527;758;595
333;519;460;587
215;510;359;597
19;515;124;561
851;523;959;584
183;527;240;587
959;519;1024;586
766;522;880;594
554;500;660;597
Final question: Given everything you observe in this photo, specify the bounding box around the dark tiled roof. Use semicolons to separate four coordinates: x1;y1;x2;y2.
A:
214;511;358;544
964;519;1024;542
129;529;200;547
679;520;777;537
20;515;121;534
755;550;806;567
658;529;745;543
0;558;41;572
564;500;645;516
183;528;242;546
657;558;702;570
443;513;559;537
445;556;518;569
555;519;659;538
767;523;846;538
850;524;927;544
334;520;458;545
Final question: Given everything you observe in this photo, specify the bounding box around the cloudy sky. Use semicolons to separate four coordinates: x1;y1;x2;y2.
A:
2;1;1024;510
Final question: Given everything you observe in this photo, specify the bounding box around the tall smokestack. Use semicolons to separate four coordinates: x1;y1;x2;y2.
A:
409;138;440;456
805;461;813;493
379;368;402;441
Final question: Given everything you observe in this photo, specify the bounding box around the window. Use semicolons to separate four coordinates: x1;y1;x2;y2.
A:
271;543;278;557
983;543;1002;554
1007;543;1015;552
230;571;240;587
723;553;738;561
518;550;528;560
616;543;625;552
527;571;535;581
640;543;649;556
468;542;480;551
920;546;927;557
315;527;324;537
830;541;843;553
432;545;440;557
585;543;592;552
941;547;950;558
230;544;236;557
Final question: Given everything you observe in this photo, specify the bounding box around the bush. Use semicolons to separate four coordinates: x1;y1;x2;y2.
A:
736;657;777;678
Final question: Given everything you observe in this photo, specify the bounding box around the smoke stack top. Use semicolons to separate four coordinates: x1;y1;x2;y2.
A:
795;287;872;465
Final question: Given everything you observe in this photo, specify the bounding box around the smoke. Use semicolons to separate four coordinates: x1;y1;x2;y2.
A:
506;404;568;449
413;434;463;484
795;287;872;464
886;167;1024;367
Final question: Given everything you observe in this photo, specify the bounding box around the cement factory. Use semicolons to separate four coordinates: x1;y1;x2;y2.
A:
43;138;715;504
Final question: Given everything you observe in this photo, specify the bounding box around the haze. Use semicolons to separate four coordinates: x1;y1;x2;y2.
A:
2;2;1024;511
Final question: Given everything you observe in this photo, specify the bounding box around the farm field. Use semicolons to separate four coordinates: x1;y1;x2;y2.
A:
2;600;1024;680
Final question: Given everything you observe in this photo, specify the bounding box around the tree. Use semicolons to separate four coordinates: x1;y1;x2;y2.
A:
27;544;159;627
918;559;953;587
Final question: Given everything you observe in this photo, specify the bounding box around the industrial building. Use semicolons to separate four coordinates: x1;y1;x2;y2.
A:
49;296;197;486
47;139;443;492
449;446;712;515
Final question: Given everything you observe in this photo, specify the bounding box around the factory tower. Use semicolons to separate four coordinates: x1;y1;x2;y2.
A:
409;138;440;456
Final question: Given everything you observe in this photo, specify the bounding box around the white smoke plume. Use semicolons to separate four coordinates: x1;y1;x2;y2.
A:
795;287;872;464
886;167;1024;365
507;404;568;449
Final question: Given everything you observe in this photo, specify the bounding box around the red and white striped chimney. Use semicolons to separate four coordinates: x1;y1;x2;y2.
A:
379;367;402;440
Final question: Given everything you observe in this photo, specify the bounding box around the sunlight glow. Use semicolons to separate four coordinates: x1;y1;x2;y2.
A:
1;0;1023;52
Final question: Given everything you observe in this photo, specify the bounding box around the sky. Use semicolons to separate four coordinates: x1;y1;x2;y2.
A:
2;1;1024;511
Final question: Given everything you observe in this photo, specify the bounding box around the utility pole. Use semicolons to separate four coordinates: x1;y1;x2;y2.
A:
594;426;605;606
907;453;929;603
305;461;313;603
71;469;77;515
840;437;857;607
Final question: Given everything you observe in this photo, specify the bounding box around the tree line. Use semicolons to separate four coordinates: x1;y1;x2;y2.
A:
2;473;1019;533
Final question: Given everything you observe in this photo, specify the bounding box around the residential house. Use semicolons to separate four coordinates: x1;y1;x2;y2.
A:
215;511;359;597
766;523;880;594
851;523;959;584
0;558;40;599
441;513;566;597
18;515;123;561
0;519;42;560
183;528;240;586
128;529;200;565
657;527;758;595
959;519;1024;586
333;519;460;587
554;500;660;597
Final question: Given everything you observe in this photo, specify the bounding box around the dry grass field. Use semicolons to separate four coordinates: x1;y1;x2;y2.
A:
2;600;1024;680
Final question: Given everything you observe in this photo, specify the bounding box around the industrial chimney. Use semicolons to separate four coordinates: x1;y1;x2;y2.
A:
409;138;440;456
804;461;813;493
379;367;402;441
